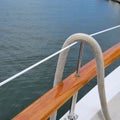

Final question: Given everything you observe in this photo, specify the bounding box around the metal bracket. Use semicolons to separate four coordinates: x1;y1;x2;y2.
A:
68;113;78;120
63;113;78;120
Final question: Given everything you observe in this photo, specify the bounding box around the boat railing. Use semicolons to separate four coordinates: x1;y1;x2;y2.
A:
0;25;120;87
0;25;120;120
12;41;120;120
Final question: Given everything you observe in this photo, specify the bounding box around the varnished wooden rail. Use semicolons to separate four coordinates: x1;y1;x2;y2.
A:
12;43;120;120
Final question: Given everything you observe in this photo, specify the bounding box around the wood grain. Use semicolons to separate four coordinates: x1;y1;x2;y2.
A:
12;43;120;120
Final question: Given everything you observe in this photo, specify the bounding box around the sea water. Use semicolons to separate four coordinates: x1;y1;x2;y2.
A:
0;0;120;119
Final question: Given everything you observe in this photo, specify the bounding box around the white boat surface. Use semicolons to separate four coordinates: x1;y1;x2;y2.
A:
60;65;120;120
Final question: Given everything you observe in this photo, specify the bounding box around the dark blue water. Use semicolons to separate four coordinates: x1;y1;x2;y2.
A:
0;0;120;119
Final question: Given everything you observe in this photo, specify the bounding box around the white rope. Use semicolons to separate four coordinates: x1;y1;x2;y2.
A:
0;24;120;87
51;33;111;120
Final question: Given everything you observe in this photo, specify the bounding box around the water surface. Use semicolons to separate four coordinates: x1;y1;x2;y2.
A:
0;0;120;119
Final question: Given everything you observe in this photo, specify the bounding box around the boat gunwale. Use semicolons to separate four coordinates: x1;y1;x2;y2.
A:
12;42;120;120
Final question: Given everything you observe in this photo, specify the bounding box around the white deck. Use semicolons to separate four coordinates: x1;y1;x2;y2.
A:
60;66;120;120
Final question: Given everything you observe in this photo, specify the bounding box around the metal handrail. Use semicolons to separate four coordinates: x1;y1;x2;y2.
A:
51;33;111;120
0;25;120;87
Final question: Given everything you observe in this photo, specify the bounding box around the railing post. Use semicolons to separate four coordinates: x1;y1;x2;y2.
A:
68;92;78;120
76;42;84;77
68;42;84;120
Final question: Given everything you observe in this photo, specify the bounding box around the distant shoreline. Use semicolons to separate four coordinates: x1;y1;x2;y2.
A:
112;0;120;3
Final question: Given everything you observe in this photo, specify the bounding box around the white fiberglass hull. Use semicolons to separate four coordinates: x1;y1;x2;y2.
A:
60;66;120;120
